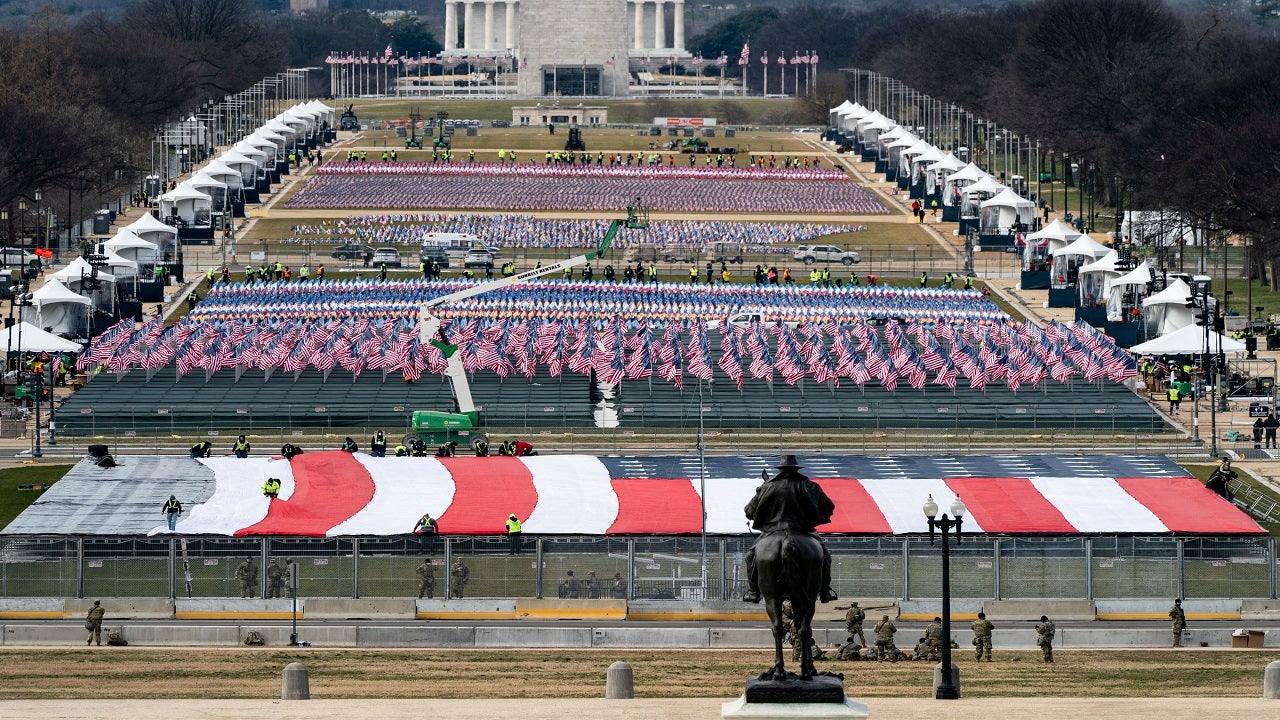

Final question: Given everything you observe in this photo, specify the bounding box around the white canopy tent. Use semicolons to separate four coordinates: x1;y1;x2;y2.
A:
898;140;934;179
23;281;91;337
1104;262;1153;322
837;104;869;133
1023;219;1082;270
158;183;211;228
943;162;988;208
979;188;1035;235
49;257;116;315
910;146;945;189
829;100;857;126
201;160;244;190
219;151;262;191
102;231;159;265
0;321;84;354
1142;278;1196;337
1050;234;1111;289
1130;323;1246;355
1078;250;1121;307
186;170;227;211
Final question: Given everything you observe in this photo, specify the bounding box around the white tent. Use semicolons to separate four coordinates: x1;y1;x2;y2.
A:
911;146;945;187
50;257;116;288
126;213;177;242
102;231;158;265
24;281;91;337
1105;262;1153;322
1050;235;1111;289
829;100;857;126
1130;323;1246;355
0;321;83;354
187;170;227;210
1142;278;1195;337
837;103;868;133
979;188;1035;235
943;162;988;208
1023;219;1082;269
202;160;244;188
100;251;139;278
158;183;211;227
1078;250;1120;307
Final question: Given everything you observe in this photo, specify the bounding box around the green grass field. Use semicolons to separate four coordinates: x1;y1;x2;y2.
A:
0;464;72;530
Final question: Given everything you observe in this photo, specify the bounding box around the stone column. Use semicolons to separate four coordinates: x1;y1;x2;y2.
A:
504;1;516;51
652;0;665;51
445;1;458;51
673;0;684;51
633;1;643;50
463;1;475;50
484;1;495;50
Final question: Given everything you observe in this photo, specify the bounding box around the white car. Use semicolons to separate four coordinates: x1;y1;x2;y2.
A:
0;246;40;270
463;250;495;269
793;244;861;266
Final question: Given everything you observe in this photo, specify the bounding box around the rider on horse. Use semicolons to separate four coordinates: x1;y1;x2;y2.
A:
741;455;838;604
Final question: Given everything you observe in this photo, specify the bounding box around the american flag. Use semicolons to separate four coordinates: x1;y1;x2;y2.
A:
686;320;714;382
738;42;750;66
761;53;768;65
657;326;684;389
717;53;728;67
383;44;394;60
745;322;774;381
771;322;806;386
718;321;745;390
567;321;597;375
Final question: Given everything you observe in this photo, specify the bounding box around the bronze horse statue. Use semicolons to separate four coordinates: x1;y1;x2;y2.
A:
744;455;836;682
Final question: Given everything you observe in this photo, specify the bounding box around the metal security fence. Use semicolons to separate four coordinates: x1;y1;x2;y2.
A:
1;535;1278;600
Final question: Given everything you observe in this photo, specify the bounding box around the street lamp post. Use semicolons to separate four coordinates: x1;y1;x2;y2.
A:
924;493;965;700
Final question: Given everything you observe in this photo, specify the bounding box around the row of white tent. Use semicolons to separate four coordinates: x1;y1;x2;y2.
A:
157;101;337;227
829;101;1035;235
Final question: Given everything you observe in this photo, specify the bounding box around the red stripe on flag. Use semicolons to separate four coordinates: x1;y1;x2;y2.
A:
437;457;538;533
814;478;892;533
607;478;702;534
1116;476;1264;534
236;451;375;537
945;477;1076;534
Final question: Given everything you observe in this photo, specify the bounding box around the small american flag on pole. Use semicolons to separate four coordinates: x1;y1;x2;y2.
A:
738;41;750;65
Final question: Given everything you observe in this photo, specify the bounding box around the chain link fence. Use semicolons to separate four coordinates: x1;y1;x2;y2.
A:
2;534;1276;600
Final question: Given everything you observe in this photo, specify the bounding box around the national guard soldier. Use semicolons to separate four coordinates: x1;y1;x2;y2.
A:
1169;598;1186;647
266;560;283;598
912;637;930;661
86;600;106;646
835;635;862;661
282;559;294;598
611;571;626;599
874;614;897;662
837;601;867;647
1035;615;1056;663
450;559;470;598
971;611;994;661
235;556;258;598
416;559;436;599
925;616;944;661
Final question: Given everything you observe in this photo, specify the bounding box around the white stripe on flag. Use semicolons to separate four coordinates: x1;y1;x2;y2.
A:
702;475;761;534
154;457;294;536
860;477;984;534
327;455;456;536
1029;476;1167;533
521;456;618;534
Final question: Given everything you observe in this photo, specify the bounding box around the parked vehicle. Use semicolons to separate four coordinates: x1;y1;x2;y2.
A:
463;250;495;269
330;244;373;261
0;246;41;271
419;246;450;268
793;244;861;265
371;247;403;267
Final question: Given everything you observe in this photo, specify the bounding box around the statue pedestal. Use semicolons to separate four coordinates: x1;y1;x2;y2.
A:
721;696;869;720
722;676;868;720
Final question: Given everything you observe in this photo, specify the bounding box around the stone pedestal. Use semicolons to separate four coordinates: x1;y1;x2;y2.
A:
1264;660;1280;699
281;662;310;700
723;675;868;720
931;663;960;698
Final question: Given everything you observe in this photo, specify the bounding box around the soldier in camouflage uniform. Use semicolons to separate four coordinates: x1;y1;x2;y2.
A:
912;637;930;661
971;611;994;661
450;559;470;598
1035;615;1056;663
835;636;863;661
1169;598;1186;647
416;560;436;599
873;614;897;662
782;599;800;661
266;560;284;599
924;616;944;661
234;556;258;598
839;602;867;647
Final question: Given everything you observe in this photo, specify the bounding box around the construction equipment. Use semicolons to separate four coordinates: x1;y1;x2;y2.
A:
405;110;423;148
339;105;359;132
406;202;649;448
565;126;586;151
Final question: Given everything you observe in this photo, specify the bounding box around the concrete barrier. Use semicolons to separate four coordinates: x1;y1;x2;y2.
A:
897;599;983;621
626;600;768;622
0;599;64;620
1095;599;1241;621
591;627;708;648
814;599;898;624
4;623;93;645
306;598;414;619
474;626;592;647
1242;600;1280;621
244;625;357;647
709;628;775;648
357;625;477;646
110;625;240;646
517;599;627;620
65;598;175;620
176;598;303;620
983;600;1095;622
416;599;516;620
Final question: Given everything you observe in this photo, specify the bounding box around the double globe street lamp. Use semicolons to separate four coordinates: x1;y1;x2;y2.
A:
924;493;965;700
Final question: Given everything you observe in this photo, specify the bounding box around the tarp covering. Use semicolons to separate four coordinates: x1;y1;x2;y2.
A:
2;453;1261;537
1130;323;1246;354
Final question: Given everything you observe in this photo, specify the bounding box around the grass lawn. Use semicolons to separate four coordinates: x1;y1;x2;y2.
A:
0;647;1276;699
0;464;74;530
